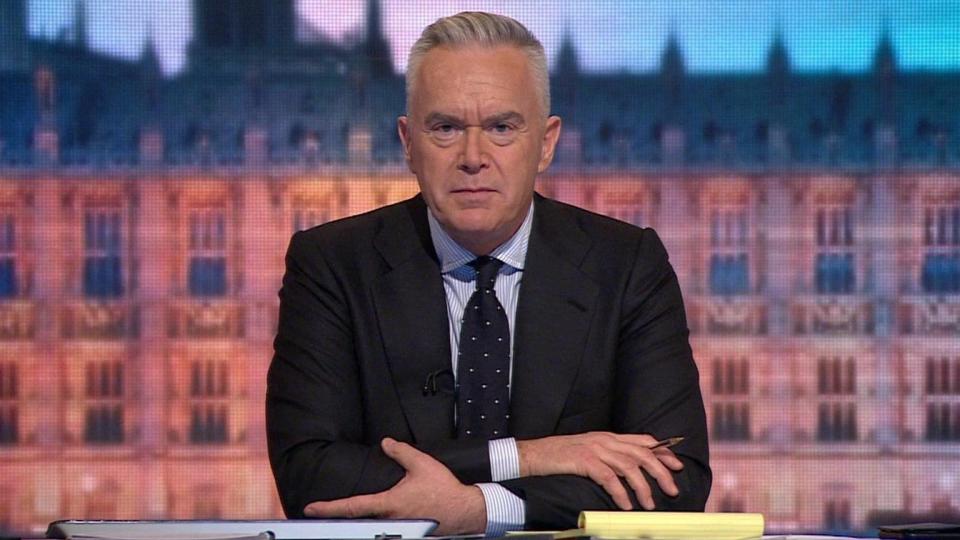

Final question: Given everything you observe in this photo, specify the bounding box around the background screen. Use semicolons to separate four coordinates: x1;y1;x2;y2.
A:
1;0;959;535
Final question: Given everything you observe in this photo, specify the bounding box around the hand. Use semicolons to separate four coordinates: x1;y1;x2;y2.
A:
517;432;684;510
304;438;487;535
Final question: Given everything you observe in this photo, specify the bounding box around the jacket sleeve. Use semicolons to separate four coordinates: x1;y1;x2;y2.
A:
266;231;491;518
501;228;711;528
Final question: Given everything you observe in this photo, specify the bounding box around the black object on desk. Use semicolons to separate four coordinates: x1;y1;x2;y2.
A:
879;523;960;539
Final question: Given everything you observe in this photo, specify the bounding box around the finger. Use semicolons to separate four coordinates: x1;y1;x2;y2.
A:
620;464;655;511
304;493;386;518
586;460;632;511
381;437;430;473
636;451;679;498
595;450;653;510
608;440;683;486
652;448;685;471
614;433;659;447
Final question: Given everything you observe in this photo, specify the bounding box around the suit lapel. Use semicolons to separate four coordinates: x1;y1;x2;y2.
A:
372;197;456;442
510;196;599;438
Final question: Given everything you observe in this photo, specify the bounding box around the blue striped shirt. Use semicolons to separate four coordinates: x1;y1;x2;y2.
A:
427;203;531;536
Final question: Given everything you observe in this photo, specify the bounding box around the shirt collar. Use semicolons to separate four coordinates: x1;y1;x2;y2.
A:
427;201;534;274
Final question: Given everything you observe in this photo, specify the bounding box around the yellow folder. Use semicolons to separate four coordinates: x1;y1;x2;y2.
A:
551;511;765;540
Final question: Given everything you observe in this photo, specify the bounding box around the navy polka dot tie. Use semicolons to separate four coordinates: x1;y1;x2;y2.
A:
457;256;510;439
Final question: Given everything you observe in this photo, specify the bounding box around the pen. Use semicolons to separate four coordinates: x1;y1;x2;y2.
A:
647;436;684;450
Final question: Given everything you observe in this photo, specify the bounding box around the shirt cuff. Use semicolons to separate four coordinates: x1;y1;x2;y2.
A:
488;437;521;482
476;482;525;536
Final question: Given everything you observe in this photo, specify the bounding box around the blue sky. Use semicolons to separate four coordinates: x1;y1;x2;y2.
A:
25;0;960;76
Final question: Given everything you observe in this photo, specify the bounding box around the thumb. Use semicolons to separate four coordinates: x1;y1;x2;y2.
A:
381;437;428;472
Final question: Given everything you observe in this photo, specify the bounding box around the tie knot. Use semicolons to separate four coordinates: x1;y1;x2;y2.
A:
469;256;504;291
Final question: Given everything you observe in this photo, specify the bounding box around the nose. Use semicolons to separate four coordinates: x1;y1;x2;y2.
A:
457;126;489;174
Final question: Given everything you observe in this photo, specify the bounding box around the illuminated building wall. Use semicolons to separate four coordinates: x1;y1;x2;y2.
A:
1;0;959;535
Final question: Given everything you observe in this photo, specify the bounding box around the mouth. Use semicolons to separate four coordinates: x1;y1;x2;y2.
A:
451;187;497;194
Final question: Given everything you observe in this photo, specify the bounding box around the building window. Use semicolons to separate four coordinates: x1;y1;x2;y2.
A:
83;361;124;444
924;206;960;246
815;253;855;294
710;254;749;295
816;356;857;442
188;210;227;297
0;362;18;445
712;358;750;441
189;360;229;444
924;357;960;395
823;498;851;531
83;209;124;298
0;214;17;299
925;403;960;442
709;209;749;295
712;402;750;441
293;208;331;232
817;357;856;395
815;207;855;294
817;402;857;442
921;205;960;293
921;254;960;293
924;357;960;442
713;358;749;395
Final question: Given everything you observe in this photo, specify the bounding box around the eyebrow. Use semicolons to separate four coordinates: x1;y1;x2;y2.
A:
422;111;526;126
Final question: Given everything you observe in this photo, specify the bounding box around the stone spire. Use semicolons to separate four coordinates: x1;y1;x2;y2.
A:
552;26;583;168
658;32;686;166
554;25;580;112
555;26;580;77
74;0;89;50
362;0;393;78
139;27;163;116
765;30;790;113
765;30;791;164
872;27;898;166
659;33;685;123
138;26;165;166
872;28;897;124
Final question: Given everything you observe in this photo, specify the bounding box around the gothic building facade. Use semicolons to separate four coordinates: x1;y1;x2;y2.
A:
0;0;959;534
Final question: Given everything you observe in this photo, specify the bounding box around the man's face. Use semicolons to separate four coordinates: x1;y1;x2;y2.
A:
398;45;561;255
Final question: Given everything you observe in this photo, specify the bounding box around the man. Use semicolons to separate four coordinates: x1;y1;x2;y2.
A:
267;12;710;535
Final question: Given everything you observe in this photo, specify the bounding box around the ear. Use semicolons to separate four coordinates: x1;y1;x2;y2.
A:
397;116;415;173
537;115;562;174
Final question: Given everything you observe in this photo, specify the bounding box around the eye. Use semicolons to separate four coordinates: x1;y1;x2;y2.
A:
428;123;461;143
486;122;518;144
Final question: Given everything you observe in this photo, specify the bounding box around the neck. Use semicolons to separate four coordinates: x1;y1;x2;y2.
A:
450;228;515;257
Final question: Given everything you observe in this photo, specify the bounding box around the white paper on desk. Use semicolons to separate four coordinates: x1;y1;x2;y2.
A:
67;534;272;540
46;519;438;540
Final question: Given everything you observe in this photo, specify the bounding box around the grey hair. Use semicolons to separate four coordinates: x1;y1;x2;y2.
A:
405;12;551;119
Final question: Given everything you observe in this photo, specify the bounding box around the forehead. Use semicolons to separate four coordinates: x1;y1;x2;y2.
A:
412;45;539;116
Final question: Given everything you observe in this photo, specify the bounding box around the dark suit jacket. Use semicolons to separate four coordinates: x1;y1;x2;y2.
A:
267;194;711;529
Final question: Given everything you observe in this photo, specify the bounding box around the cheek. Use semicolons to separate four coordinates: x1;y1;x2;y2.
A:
414;156;456;198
